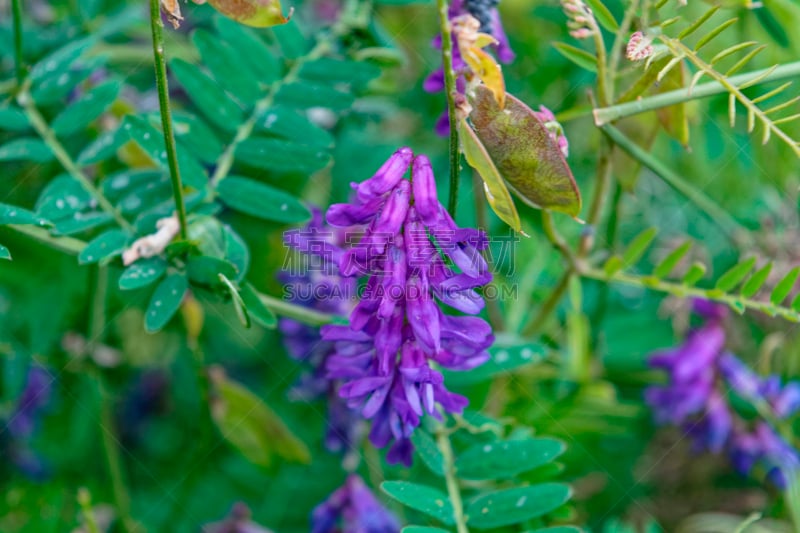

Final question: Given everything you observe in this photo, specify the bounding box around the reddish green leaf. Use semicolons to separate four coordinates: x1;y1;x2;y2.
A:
468;86;581;217
205;0;291;28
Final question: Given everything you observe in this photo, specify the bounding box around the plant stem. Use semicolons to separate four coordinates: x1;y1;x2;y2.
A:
600;123;747;240
593;60;800;126
258;291;338;325
521;268;573;337
542;210;576;268
578;136;612;257
590;20;610;107
17;89;133;232
11;0;24;86
5;225;86;254
435;426;469;533
89;267;136;533
437;0;461;217
607;0;640;98
149;0;188;240
77;488;102;533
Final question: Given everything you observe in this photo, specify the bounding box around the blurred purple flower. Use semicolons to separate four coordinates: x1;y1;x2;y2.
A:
3;365;53;480
279;208;362;453
322;148;493;465
423;0;515;136
203;503;273;533
646;299;800;488
311;475;400;533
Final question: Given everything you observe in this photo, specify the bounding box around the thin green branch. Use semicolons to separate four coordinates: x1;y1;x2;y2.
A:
590;20;610;107
437;0;461;217
607;0;640;97
5;225;86;254
17;88;133;232
11;0;24;86
580;267;800;322
258;292;338;326
600;123;748;240
521;268;573;337
436;425;469;533
594;60;800;132
149;0;188;241
77;489;102;533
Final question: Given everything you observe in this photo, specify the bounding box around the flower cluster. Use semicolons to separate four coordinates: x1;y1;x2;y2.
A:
423;0;514;136
2;365;53;480
311;475;400;533
320;147;494;465
646;300;800;487
279;209;362;453
560;0;599;40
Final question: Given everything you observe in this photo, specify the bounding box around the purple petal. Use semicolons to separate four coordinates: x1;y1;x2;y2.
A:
356;147;414;201
411;155;440;226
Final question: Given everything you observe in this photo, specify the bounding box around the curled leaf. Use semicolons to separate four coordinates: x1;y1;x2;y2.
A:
203;0;292;27
161;0;183;29
458;118;521;232
468;85;581;217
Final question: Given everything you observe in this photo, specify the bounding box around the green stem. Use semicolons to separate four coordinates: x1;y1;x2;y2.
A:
436;426;469;533
5;225;86;254
77;488;102;533
11;0;24;86
593;61;800;125
607;0;640;99
17;89;133;232
542;210;576;267
521;268;573;337
600;123;747;240
149;0;188;240
437;0;461;217
258;292;339;325
89;267;136;533
590;19;610;107
578;136;612;257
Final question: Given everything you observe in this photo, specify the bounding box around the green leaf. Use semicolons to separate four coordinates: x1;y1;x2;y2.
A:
239;283;277;328
741;262;772;298
169;112;224;165
29;39;92;82
170;58;245;131
653;241;692;279
257;106;334;148
192;30;261;105
213;17;280;83
51;80;121;136
218;274;251;328
78;230;129;265
0;138;54;163
145;273;188;332
465;484;571;529
458;119;521;232
0;106;30;131
224;225;250;281
299;58;381;88
205;0;291;27
622;228;658;267
381;481;454;524
410;430;444;476
0;203;50;227
275;82;355;110
0;244;10;261
403;528;451;533
187;256;238;287
469;86;581;217
683;262;706;286
31;56;103;105
234;137;331;174
715;257;756;292
209;369;311;468
216;176;311;224
791;292;800;312
77;126;128;165
119;257;168;290
524;527;584;533
445;341;547;385
552;42;597;72
584;0;619;32
272;21;310;58
603;255;624;277
455;438;566;480
771;266;800;305
52;212;114;236
36;175;91;221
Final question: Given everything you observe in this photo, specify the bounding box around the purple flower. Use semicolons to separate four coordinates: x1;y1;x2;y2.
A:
203;503;273;533
322;148;493;465
279;209;362;453
311;475;400;533
2;365;53;480
646;300;800;487
423;0;515;136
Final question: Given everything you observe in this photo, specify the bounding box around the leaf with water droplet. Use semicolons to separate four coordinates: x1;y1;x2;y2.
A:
145;273;188;333
0;244;10;261
78;229;129;265
216;176;310;224
0;203;51;227
204;0;292;28
455;438;566;480
381;481;454;524
465;483;571;529
119;257;168;291
468;86;581;217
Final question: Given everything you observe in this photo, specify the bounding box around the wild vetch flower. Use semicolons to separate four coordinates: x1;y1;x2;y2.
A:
322;147;494;466
533;106;570;158
646;299;800;487
561;0;598;40
2;365;53;480
279;208;362;453
203;502;274;533
423;0;515;136
625;31;654;61
311;474;400;533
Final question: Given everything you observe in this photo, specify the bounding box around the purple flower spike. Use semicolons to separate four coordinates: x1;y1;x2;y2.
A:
645;301;800;488
316;148;493;464
312;475;400;533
